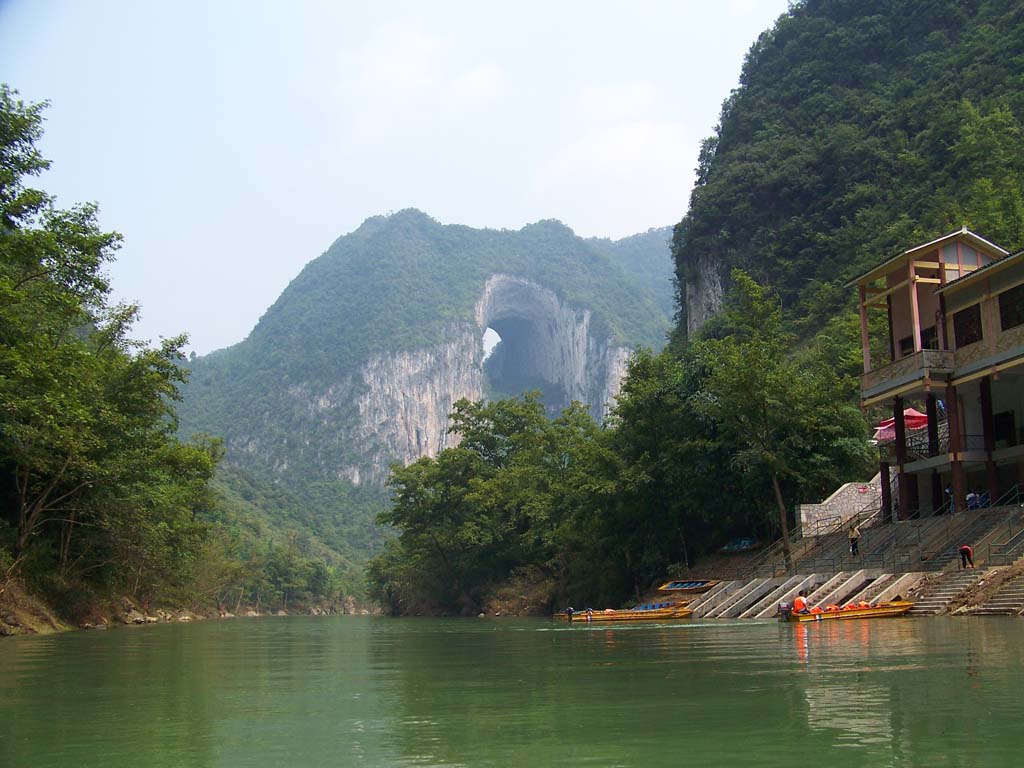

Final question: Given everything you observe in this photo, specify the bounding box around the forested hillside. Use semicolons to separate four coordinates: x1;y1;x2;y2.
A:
588;226;675;318
371;1;1024;615
0;87;371;621
178;213;674;571
182;212;670;448
675;0;1024;339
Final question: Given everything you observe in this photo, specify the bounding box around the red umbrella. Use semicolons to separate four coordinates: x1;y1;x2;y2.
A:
873;408;929;441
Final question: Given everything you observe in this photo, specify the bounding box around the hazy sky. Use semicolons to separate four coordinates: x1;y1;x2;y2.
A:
1;0;790;354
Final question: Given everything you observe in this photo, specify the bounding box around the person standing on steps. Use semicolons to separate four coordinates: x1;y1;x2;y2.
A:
849;522;861;557
959;544;975;569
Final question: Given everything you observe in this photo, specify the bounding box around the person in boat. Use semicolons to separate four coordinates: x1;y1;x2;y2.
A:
849;523;861;557
959;544;975;569
793;590;810;614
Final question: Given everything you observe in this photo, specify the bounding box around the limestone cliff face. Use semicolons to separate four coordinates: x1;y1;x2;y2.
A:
293;274;632;486
476;274;629;419
351;330;485;485
684;252;724;338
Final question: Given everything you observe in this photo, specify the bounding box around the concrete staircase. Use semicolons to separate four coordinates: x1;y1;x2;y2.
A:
920;510;1014;571
907;570;985;615
713;577;789;618
743;574;829;619
687;580;743;618
811;569;879;607
871;572;924;603
974;573;1024;615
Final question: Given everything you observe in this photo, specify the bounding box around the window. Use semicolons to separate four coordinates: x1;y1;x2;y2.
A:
953;304;983;347
942;244;960;281
899;335;914;357
999;283;1024;331
921;325;938;350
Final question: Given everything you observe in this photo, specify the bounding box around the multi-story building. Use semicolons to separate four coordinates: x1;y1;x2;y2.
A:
851;227;1024;519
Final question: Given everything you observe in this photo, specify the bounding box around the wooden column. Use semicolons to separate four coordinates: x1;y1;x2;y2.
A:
946;383;966;512
980;375;999;502
926;394;939;456
939;294;949;350
858;285;871;372
894;396;911;519
880;462;893;522
886;297;896;361
908;261;922;353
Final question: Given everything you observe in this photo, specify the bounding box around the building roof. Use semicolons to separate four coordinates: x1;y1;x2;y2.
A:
845;227;1010;288
935;248;1024;295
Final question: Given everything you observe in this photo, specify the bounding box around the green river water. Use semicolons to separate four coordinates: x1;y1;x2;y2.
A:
2;615;1023;767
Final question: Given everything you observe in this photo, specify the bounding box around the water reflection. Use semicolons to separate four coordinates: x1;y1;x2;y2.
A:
3;617;1024;767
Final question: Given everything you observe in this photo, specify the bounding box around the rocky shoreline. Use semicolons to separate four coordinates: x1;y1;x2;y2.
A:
0;580;379;638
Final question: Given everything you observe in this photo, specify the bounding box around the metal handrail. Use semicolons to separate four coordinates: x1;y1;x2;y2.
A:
742;526;801;577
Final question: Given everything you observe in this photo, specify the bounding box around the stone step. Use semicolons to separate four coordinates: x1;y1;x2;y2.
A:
873;572;924;603
688;580;742;618
741;574;812;619
813;569;879;607
849;573;895;603
977;600;1021;607
719;577;789;618
974;607;1023;615
806;572;853;604
705;578;771;619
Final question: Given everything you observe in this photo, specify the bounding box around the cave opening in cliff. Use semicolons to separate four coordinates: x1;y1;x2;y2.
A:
481;316;568;416
482;327;500;361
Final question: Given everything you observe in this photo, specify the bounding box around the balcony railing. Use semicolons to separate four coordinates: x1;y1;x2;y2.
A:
904;430;986;460
861;348;954;393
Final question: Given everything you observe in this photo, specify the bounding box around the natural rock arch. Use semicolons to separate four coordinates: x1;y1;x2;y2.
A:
476;274;628;419
332;274;631;485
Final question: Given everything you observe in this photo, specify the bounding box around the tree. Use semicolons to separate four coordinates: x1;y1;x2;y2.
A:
690;271;871;571
0;84;221;602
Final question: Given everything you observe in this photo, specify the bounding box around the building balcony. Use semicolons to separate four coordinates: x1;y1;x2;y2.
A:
861;349;955;401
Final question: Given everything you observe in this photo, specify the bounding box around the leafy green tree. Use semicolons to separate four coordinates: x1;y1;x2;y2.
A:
690;271;871;571
0;85;223;607
674;0;1024;343
372;394;613;613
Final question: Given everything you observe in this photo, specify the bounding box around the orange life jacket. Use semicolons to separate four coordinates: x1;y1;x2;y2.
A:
793;596;808;611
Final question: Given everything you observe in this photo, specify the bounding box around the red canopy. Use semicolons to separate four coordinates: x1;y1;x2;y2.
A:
873;408;929;441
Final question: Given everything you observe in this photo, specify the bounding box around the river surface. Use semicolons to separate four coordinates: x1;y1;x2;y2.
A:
2;615;1023;767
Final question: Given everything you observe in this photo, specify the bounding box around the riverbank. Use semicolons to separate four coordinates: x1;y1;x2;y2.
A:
0;577;378;637
0;580;68;636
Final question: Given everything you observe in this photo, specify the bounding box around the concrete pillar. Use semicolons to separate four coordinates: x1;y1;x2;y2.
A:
946;383;966;512
926;394;939;456
880;462;893;521
980;376;999;502
894;396;911;519
931;469;943;513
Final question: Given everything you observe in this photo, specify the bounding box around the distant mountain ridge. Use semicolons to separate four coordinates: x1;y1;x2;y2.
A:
178;210;673;561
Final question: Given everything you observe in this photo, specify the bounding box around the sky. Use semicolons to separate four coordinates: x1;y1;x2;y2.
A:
0;0;790;354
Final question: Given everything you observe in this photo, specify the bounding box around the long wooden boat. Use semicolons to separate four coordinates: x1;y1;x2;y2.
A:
553;604;693;622
783;600;913;623
656;579;720;594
